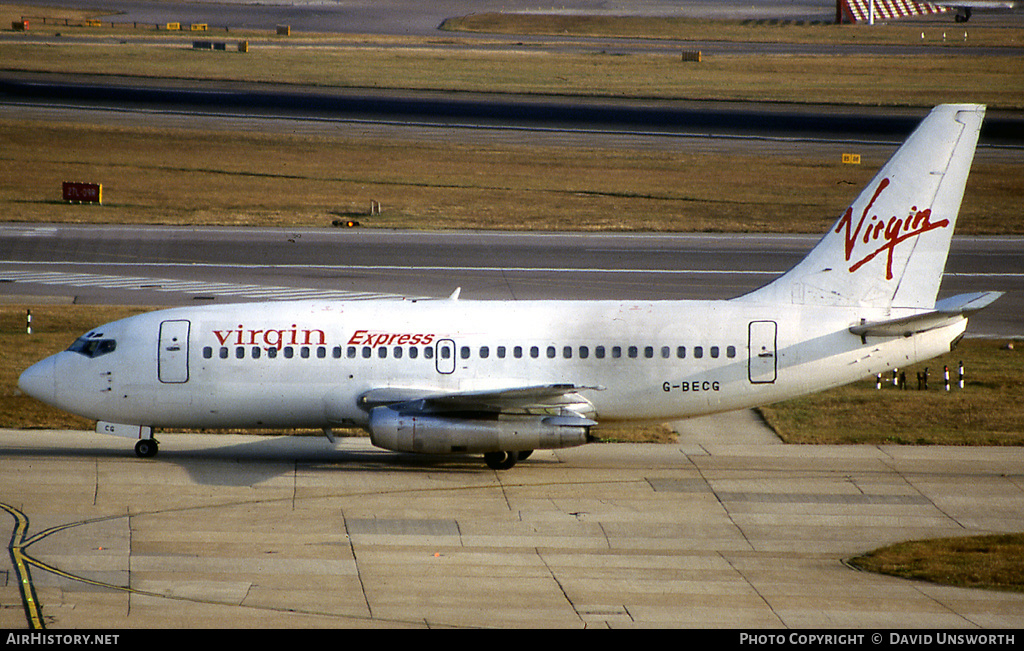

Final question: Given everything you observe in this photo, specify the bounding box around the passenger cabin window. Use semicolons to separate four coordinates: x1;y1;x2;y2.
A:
68;336;116;358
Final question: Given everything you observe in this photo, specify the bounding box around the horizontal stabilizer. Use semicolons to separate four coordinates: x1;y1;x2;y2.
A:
933;291;1005;315
850;291;1003;337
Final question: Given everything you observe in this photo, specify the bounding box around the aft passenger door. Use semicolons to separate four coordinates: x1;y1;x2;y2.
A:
158;320;190;383
748;320;777;384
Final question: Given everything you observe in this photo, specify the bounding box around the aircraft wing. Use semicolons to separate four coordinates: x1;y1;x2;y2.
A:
361;383;602;466
850;291;1003;338
358;383;602;419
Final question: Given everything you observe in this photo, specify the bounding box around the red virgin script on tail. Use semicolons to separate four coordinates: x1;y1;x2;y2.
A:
834;178;949;280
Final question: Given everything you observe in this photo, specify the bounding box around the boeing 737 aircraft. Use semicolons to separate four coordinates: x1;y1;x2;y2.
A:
18;104;1001;469
938;0;1023;21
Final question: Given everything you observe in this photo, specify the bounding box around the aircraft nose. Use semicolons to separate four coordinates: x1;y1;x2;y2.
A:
18;356;57;406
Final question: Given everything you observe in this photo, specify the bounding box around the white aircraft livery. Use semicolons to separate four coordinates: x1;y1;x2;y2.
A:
18;104;1001;469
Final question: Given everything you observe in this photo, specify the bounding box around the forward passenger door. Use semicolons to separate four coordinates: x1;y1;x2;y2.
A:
158;320;191;383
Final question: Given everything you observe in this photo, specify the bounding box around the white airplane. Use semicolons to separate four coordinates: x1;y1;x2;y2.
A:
938;1;1023;22
18;104;1001;469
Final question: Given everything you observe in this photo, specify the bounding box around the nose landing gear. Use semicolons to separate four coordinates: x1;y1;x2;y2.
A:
134;438;159;458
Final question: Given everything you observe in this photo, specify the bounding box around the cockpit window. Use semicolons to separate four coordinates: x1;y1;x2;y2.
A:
67;335;117;358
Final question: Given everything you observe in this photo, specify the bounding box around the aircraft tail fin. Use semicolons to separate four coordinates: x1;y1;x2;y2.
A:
738;104;984;310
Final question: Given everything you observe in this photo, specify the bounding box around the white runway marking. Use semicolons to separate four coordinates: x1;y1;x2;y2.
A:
0;270;420;301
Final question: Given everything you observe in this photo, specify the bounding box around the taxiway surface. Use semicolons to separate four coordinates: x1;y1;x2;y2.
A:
2;427;1023;628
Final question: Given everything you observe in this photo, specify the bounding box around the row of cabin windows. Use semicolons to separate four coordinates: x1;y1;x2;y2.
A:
202;345;439;360
202;344;738;361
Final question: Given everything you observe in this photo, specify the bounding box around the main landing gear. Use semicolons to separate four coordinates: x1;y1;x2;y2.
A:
134;438;159;458
483;450;532;470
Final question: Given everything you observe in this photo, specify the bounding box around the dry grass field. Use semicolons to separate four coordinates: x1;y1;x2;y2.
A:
2;119;1021;233
441;13;1024;48
760;339;1024;445
849;533;1024;592
2;41;1022;109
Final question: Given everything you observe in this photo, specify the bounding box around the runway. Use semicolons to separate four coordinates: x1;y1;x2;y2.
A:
4;74;1024;147
2;226;1021;337
2;427;1023;628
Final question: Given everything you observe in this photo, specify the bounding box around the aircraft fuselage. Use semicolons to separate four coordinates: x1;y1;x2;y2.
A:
35;298;964;431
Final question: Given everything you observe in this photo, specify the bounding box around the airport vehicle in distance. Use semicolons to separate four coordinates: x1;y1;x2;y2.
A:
18;105;1000;469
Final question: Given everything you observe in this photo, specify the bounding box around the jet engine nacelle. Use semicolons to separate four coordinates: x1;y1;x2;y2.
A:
368;406;594;454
